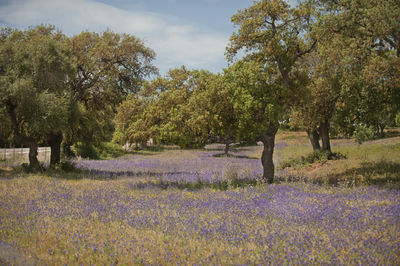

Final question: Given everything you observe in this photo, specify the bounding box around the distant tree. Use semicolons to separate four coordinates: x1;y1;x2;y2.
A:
113;83;155;148
186;72;239;155
115;67;241;152
114;67;194;148
0;26;74;168
226;0;316;183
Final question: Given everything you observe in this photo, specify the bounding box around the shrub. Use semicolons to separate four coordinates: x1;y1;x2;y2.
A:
73;143;99;159
73;142;125;160
54;161;76;172
279;150;346;169
353;124;376;144
396;112;400;127
97;142;125;159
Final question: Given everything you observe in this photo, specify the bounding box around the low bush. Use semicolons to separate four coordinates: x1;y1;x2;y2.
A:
396;112;400;126
97;142;125;159
73;142;99;159
54;161;76;172
73;142;125;160
353;124;376;144
280;150;346;169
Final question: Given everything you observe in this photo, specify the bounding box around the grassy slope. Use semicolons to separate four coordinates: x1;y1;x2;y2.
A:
275;129;400;186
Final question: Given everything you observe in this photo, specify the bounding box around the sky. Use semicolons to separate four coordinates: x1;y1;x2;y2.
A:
0;0;296;75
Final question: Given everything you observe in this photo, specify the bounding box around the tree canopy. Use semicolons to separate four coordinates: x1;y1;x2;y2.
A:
0;25;74;168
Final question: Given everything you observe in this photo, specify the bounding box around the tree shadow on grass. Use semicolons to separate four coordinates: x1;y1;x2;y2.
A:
212;153;259;159
382;129;400;139
0;164;260;191
129;178;258;191
0;166;165;180
324;160;400;186
275;159;400;187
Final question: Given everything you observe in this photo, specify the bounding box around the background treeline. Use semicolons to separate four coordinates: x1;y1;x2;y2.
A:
115;0;400;182
1;0;399;183
0;25;157;169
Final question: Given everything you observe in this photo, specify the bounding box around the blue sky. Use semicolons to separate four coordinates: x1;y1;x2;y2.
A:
0;0;295;75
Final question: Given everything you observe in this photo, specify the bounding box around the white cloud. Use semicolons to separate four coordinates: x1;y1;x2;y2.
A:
0;0;229;74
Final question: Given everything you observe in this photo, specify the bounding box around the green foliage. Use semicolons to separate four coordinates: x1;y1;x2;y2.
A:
53;29;157;164
223;60;280;142
225;0;318;140
315;0;400;140
73;142;124;160
73;142;99;159
53;161;76;172
353;124;376;144
97;142;125;159
0;25;74;167
396;112;400;127
114;67;239;149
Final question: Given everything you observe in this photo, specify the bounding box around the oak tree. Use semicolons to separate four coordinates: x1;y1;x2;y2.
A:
226;0;316;182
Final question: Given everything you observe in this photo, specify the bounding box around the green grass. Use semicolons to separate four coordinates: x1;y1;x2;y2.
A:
276;129;400;187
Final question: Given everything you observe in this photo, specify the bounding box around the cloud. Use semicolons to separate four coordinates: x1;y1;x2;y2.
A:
0;0;229;74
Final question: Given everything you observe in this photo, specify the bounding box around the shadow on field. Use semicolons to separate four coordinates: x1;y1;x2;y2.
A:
129;178;258;191
274;159;400;187
313;160;400;186
383;129;400;139
332;160;400;185
212;153;258;159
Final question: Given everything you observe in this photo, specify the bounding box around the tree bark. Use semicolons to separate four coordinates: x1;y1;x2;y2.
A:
260;124;279;184
306;128;321;151
28;141;40;169
6;101;40;169
378;124;385;137
224;143;230;155
48;132;63;165
319;121;331;152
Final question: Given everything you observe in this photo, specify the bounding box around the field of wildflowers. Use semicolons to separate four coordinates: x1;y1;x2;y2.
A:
72;146;266;189
1;135;400;265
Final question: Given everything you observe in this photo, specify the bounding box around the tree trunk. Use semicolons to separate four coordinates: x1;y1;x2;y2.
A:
378;124;385;137
306;129;321;151
224;143;230;155
261;124;279;184
319;121;331;152
48;132;63;165
28;141;40;169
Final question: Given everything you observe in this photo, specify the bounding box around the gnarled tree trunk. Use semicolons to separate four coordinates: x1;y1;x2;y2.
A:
319;120;331;152
260;124;279;184
306;128;321;151
28;141;40;169
48;132;63;165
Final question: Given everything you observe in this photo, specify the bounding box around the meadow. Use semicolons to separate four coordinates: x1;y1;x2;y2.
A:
0;131;400;265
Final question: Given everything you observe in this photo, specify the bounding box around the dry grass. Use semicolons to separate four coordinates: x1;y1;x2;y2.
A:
277;129;400;186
